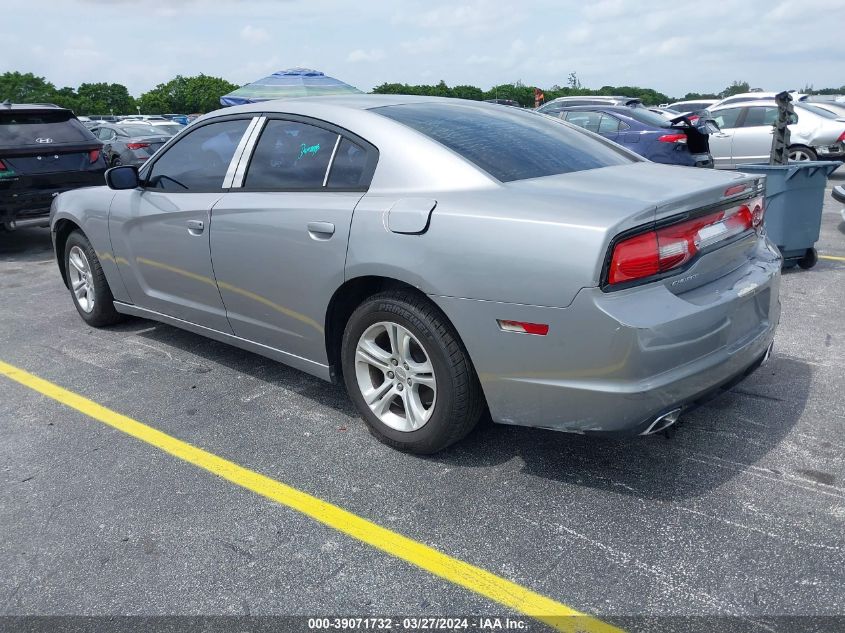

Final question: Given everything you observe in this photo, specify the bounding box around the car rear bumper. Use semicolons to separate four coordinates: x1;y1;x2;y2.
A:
431;237;781;434
1;171;105;224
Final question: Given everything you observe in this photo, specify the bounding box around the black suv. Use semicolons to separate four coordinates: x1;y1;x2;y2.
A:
1;102;106;231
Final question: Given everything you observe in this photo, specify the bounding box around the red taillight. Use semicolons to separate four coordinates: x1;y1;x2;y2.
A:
0;159;7;171
607;195;764;287
687;114;700;123
497;320;550;336
838;131;845;143
658;133;687;144
126;142;150;150
88;149;100;163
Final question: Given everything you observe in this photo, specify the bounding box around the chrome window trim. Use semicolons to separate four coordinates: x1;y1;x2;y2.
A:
322;134;342;187
231;116;267;188
222;116;261;189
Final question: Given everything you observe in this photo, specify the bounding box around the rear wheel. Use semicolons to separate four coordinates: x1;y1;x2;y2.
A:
341;291;484;454
64;231;123;327
789;146;817;162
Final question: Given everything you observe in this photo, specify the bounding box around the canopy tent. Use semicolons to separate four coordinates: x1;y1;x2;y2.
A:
220;68;362;106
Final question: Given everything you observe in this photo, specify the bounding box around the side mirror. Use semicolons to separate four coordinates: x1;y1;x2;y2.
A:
105;165;139;190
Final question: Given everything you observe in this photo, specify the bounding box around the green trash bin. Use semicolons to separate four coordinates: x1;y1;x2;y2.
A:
736;161;840;269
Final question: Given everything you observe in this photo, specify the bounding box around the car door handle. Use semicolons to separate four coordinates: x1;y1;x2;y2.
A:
714;133;730;138
186;219;204;234
307;221;335;239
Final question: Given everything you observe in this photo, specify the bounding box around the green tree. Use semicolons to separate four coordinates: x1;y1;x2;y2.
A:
0;71;57;103
137;74;239;114
76;82;136;115
720;80;751;98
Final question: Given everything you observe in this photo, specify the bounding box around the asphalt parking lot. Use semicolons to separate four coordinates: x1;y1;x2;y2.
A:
1;167;844;633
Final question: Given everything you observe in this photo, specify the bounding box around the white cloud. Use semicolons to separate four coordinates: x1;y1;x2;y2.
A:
240;25;270;43
346;49;386;63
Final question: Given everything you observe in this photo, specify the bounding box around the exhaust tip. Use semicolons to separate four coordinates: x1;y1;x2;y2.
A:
641;408;683;436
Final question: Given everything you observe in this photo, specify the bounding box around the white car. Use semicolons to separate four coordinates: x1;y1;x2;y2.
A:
708;100;845;168
710;91;807;110
668;99;717;115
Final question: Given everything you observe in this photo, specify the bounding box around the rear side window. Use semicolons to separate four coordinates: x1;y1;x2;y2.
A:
147;118;250;191
742;107;779;127
564;111;602;133
327;138;370;188
245;120;338;189
0;111;95;148
598;115;623;133
375;102;634;182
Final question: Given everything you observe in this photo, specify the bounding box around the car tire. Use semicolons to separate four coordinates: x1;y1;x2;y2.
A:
64;231;124;327
788;145;817;162
341;291;484;454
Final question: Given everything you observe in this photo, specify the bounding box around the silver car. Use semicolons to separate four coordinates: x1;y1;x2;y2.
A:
49;96;781;453
709;100;845;167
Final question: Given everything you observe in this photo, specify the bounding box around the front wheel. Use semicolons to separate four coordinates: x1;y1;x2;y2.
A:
341;291;484;454
64;231;124;327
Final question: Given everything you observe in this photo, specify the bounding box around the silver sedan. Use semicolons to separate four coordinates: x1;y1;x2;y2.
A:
50;95;781;453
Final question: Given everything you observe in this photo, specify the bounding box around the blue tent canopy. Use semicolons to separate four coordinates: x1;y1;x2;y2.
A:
220;68;362;106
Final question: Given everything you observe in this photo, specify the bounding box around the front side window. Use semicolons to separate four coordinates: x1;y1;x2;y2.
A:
244;120;338;189
712;108;742;129
146;119;250;191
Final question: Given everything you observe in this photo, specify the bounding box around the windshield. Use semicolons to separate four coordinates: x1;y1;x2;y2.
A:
375;102;636;183
0;111;95;148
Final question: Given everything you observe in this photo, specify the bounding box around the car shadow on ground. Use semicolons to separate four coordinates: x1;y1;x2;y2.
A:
129;316;810;504
3;227;812;504
0;227;53;262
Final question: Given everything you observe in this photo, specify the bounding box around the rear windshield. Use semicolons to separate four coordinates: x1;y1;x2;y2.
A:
797;104;839;119
621;107;673;128
0;111;95;148
118;125;161;137
374;102;635;182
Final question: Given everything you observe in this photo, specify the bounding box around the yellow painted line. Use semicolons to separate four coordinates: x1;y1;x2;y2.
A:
820;254;845;262
0;359;622;633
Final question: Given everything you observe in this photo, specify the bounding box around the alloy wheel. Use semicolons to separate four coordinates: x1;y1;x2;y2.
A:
789;149;813;162
68;245;95;313
354;321;437;432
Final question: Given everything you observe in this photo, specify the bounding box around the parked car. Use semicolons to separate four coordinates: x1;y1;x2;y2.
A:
484;99;521;108
548;105;715;167
709;100;845;167
91;123;176;167
668;99;718;114
537;96;644;113
163;114;190;125
50;96;780;453
1;102;106;231
116;119;185;136
711;91;807;110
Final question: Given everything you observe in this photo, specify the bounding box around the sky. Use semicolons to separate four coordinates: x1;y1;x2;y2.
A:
2;0;843;100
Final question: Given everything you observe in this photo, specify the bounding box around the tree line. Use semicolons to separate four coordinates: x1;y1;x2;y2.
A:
0;71;238;115
2;71;843;114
